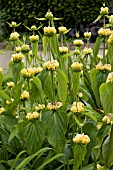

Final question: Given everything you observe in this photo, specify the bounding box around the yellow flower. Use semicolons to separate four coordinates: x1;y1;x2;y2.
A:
58;26;67;34
83;47;92;55
97;54;103;60
71;62;83;72
29;50;33;57
73;40;84;46
6;98;14;105
15;47;21;53
35;104;45;111
70;102;84;113
7;82;15;88
44;26;56;36
11;53;23;62
73;49;80;55
96;63;111;71
10;32;19;41
45;11;53;19
0;67;2;74
59;46;68;54
20;91;29;100
26;111;40;120
21;44;30;53
100;7;109;15
98;28;111;36
84;32;91;39
29;35;39;43
109;15;113;24
11;21;17;27
44;60;59;70
47;102;62;110
31;25;37;31
0;107;5;114
73;133;90;145
108;34;113;44
106;72;113;83
102;113;113;124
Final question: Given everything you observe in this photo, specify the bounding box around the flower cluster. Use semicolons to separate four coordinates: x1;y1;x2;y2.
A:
106;72;113;83
73;133;90;145
59;46;68;54
71;62;83;72
109;15;113;24
58;26;67;34
83;47;92;55
73;40;84;46
96;63;111;71
108;34;113;44
26;111;40;120
44;26;56;36
31;25;37;31
45;11;53;19
0;67;2;74
70;101;84;113
11;53;23;62
73;49;80;55
97;164;103;170
43;60;59;70
84;32;91;39
47;102;62;110
21;44;30;53
21;67;43;78
15;47;21;53
98;28;111;36
20;91;29;100
10;32;19;41
35;104;45;111
97;54;103;60
6;82;14;88
102;113;113;125
6;98;14;105
100;7;109;15
11;21;17;27
29;35;39;43
0;107;5;114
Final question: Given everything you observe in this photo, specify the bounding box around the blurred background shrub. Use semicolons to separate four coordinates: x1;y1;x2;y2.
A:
0;0;112;42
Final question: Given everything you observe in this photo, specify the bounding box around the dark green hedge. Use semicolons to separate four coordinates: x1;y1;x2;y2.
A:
0;0;112;40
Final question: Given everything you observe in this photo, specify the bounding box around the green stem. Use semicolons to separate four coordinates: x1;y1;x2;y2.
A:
51;70;55;102
27;79;32;111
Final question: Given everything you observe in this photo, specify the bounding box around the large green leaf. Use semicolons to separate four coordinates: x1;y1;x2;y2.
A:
50;34;59;60
56;69;67;104
42;36;49;55
43;74;53;101
23;119;45;154
42;106;68;152
93;36;104;63
15;147;52;170
107;44;113;69
32;76;44;103
90;68;108;108
0;89;10;100
0;74;3;88
102;126;113;168
99;82;113;114
73;143;86;170
72;72;80;100
36;153;64;170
